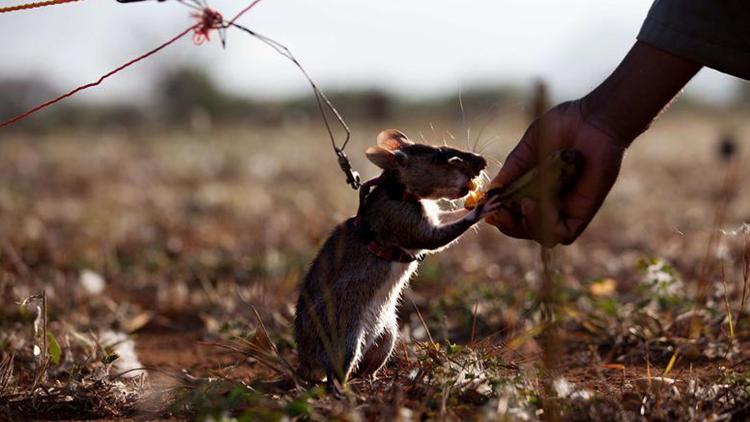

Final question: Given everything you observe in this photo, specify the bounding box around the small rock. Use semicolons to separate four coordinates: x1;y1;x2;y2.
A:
80;269;106;295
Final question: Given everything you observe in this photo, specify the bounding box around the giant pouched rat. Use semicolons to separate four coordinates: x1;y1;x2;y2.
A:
294;129;504;393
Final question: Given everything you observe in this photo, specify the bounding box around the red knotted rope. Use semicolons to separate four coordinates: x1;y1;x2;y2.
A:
227;0;265;26
0;0;80;14
0;25;195;129
192;7;223;45
0;0;268;129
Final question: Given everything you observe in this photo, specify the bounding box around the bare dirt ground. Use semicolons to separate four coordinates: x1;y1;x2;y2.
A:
2;108;750;420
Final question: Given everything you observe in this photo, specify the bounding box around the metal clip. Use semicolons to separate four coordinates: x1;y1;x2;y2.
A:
335;148;361;190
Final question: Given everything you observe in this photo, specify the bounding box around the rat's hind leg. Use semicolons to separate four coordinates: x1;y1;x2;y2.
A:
323;323;365;392
354;320;398;378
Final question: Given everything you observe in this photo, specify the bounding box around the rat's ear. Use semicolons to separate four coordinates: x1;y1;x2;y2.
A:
366;146;408;169
376;129;412;151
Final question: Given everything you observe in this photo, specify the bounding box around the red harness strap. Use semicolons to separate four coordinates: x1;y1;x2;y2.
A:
367;240;423;263
353;177;424;263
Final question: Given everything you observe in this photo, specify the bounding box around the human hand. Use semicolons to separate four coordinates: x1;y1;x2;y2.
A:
486;100;626;246
486;42;701;247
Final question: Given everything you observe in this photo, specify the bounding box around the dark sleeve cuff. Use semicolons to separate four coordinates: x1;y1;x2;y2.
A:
637;4;750;80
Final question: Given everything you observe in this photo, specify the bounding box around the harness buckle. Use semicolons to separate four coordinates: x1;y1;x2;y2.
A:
335;148;361;190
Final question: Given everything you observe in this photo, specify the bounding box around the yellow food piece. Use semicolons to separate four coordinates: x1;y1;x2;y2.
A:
464;190;485;210
589;278;617;297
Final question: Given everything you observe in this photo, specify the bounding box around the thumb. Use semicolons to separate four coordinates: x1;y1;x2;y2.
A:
489;130;537;191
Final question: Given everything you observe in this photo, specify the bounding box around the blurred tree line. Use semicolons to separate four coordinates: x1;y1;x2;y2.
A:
0;67;748;133
0;67;522;132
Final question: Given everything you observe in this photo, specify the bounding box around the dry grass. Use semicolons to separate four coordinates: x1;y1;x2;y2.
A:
1;108;750;420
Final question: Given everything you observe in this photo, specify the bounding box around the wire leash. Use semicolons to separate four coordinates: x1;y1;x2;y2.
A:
169;0;359;189
1;0;361;190
226;22;359;189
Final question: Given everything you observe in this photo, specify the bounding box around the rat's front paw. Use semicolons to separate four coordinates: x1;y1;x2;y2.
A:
481;195;506;215
470;194;504;221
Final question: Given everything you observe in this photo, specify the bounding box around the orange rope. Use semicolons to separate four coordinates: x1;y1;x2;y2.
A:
0;0;81;14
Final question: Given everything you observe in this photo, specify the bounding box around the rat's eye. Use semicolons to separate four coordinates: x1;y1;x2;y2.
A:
447;156;464;165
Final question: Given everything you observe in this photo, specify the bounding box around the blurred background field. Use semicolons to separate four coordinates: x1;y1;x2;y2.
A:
2;0;750;420
2;87;750;419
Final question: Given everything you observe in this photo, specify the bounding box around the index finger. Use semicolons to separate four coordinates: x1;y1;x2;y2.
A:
488;130;538;191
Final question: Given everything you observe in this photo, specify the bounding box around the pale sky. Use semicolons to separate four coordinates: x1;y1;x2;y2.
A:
0;0;744;104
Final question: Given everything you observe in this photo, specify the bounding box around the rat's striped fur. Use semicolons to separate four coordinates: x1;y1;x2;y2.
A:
294;130;500;392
